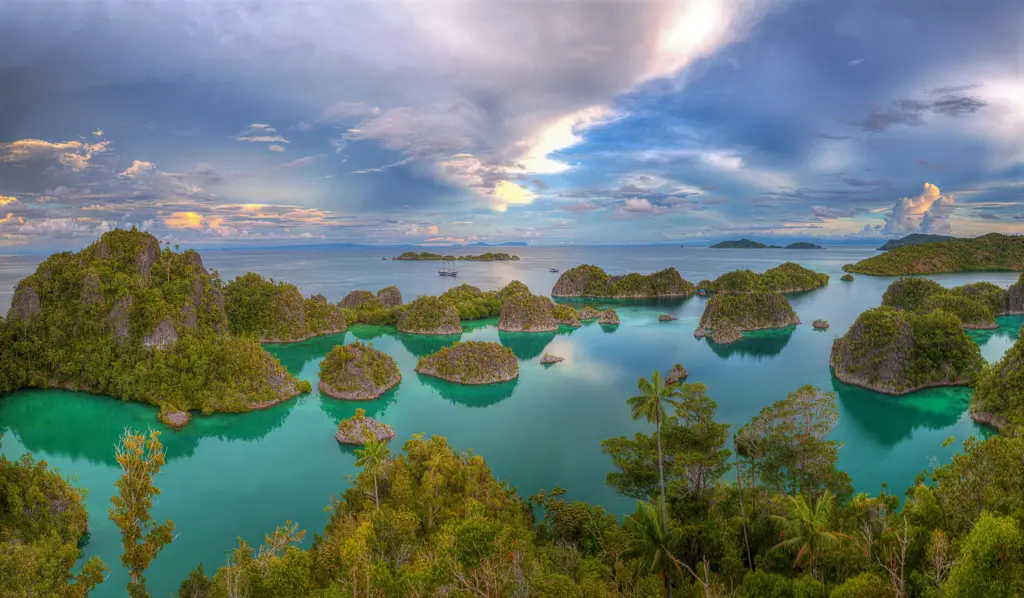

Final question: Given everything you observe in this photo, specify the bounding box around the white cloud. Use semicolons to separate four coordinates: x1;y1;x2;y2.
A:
621;197;656;213
119;159;156;178
848;58;864;67
92;129;104;136
233;124;288;144
268;144;286;152
278;155;325;168
883;182;958;235
0;138;110;171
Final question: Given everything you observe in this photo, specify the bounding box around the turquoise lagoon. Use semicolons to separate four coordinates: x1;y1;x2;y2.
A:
0;246;1019;596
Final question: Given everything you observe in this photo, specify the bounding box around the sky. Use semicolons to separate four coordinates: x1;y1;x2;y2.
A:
0;0;1022;250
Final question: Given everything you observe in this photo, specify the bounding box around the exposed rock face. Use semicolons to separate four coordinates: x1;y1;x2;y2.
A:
694;328;709;338
7;284;40;321
699;291;800;332
376;286;403;308
658;313;677;322
398;296;462;335
335;408;396;444
107;296;133;344
599;309;620;325
318;342;401;400
143;319;179;350
340;290;379;310
578;306;602;321
541;353;564;365
711;321;743;344
665;363;688;384
416;341;519;384
81;272;103;306
499;283;558;332
134;235;161;284
552;265;695;298
305;294;347;335
159;410;191;430
813;319;830;330
551;304;581;327
263;287;306;342
830;306;982;395
1008;275;1024;315
969;409;1009;433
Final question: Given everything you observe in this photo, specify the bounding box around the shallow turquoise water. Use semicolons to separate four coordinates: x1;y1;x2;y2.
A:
0;246;1020;596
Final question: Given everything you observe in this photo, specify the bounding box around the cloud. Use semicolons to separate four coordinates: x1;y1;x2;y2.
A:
165;211;206;229
563;200;601;213
268;145;286;152
233;124;288;144
490;181;536;212
620;198;657;213
858;93;987;132
883;182;957;235
119;160;156;178
811;205;861;219
848;58;864;66
92;129;103;137
279;155;324;168
0;138;110;171
0;195;17;206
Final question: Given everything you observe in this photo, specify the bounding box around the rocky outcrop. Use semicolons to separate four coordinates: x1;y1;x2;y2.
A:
81;271;103;306
813;319;830;330
377;286;403;308
416;341;518;384
1008;275;1024;315
694;328;709;338
969;409;1010;433
261;287;306;342
398;296;462;335
318;342;401;400
159;410;191;430
658;313;677;322
699;291;800;332
599;309;620;325
335;408;396;444
551;303;581;328
711;321;743;344
666;363;688;384
304;295;347;336
830;306;982;395
143;319;179;350
499;282;558;332
7;283;40;321
578;306;602;321
340;290;379;310
552;265;696;298
135;235;160;284
541;353;564;365
881;278;945;312
840;274;854;282
107;296;133;344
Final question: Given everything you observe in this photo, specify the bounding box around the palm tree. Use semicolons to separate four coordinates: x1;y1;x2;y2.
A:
627;371;682;536
354;437;391;510
771;490;850;577
624;501;683;597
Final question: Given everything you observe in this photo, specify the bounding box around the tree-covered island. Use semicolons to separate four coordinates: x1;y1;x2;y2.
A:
879;276;1024;329
396;295;463;335
335;407;396;444
415;340;519;384
225;272;347;342
394;251;520;261
698;291;801;344
0;229;310;427
552;265;695;298
845;233;1024;275
318;342;401;400
697;262;829;294
708;238;824;249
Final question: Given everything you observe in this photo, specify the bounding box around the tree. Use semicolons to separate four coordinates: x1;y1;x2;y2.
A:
625;501;684;598
627;371;683;539
944;512;1024;598
109;428;175;598
736;385;850;498
770;490;848;579
354;436;391;510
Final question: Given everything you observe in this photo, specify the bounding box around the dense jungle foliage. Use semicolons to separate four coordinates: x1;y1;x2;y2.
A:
552;265;695;298
698;263;828;294
845;233;1024;275
224;272;346;341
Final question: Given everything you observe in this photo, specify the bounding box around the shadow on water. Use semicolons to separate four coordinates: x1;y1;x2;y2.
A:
831;374;973;447
703;326;796;360
317;388;399;424
0;389;298;467
342;324;464;358
498;330;559;360
267;332;349;373
417;374;519;408
967;315;1024;347
600;324;619;335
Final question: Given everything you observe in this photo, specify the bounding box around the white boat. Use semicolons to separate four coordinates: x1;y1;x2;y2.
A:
549;268;559;273
438;259;459;277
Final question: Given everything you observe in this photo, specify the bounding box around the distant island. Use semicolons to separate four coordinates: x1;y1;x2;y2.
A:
845;233;1024;275
876;233;955;251
394;251;520;261
552;265;695;298
709;238;824;249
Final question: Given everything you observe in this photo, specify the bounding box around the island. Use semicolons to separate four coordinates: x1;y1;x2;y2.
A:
881;278;998;329
498;281;558;332
784;242;825;250
712;321;744;344
709;238;824;249
665;363;688;384
340;286;404;310
335;408;396;444
813;319;830;330
541;353;564;365
397;296;462;335
415;341;519;384
551;265;695;298
599;308;620;325
845;233;1024;275
439;284;502;320
318;342;401;400
578;305;602;321
225;273;347;343
0;228;311;427
876;233;955;251
699;263;829;294
658;313;677;322
972;327;1024;433
394;251;520;261
551;303;582;327
829;306;983;395
840;273;855;282
699;291;801;333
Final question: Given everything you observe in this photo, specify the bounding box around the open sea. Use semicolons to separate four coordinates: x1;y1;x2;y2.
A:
0;245;1018;597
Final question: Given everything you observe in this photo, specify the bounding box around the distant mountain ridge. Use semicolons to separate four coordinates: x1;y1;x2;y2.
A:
709;238;824;249
876;233;956;251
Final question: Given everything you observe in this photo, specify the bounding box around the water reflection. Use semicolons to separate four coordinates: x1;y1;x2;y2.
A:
832;375;972;447
417;374;519;408
967;315;1024;347
703;326;795;360
269;332;349;372
317;389;399;423
498;330;559;360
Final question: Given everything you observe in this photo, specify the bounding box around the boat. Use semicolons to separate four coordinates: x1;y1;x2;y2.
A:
699;289;707;296
549;268;559;273
438;259;459;277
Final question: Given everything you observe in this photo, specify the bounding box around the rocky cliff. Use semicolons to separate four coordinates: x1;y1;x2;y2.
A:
225;273;346;342
415;341;519;384
552;265;695;298
319;342;401;400
699;291;800;332
499;281;558;332
397;296;462;335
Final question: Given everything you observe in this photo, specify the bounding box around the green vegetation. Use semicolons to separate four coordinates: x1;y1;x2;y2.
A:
394;251;519;261
499;280;559;332
784;242;824;249
840;273;854;282
416;340;518;384
318;342;401;400
397;295;462;335
830;306;983;394
709;238;782;248
877;232;955;251
551;303;582;327
439;283;502;320
225;273;347;342
920;293;996;329
0;229;309;423
552;265;695;298
951;281;1009;314
578;305;602;320
881;277;945;311
699;291;800;331
846;232;1024;275
335;408;396;445
700;263;828;294
882;278;998;328
973;325;1024;432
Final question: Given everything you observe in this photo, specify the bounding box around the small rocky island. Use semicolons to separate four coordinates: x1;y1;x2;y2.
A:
840;273;855;282
340;286;404;310
397;296;462;335
335;408;396;444
699;291;800;333
699;263;829;294
665;363;688;384
225;272;347;343
658;313;677;322
498;281;558;332
882;277;1001;329
578;305;602;321
708;238;824;249
552;265;695;298
394;251;519;261
416;341;519;384
830;306;983;395
599;308;620;325
972;325;1024;433
813;319;830;330
552;303;582;327
318;342;401;400
541;353;564;365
